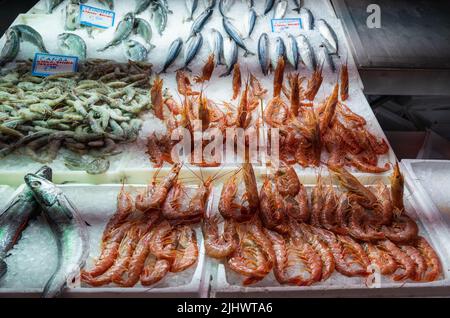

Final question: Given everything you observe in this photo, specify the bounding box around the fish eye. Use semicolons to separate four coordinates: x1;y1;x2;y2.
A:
31;181;41;188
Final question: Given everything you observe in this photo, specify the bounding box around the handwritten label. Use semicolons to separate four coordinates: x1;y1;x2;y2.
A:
271;18;303;33
79;4;115;29
32;53;78;77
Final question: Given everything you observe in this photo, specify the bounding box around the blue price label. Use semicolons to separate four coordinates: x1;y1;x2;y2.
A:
79;4;115;29
271;18;303;33
32;53;78;77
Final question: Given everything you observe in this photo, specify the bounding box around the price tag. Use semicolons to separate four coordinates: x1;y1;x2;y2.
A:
271;18;303;33
79;4;115;29
32;53;78;77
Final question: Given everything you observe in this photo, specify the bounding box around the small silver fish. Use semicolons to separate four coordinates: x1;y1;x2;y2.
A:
124;40;148;62
297;34;316;71
11;25;49;53
188;8;214;40
300;8;314;30
153;5;168;35
318;44;335;72
219;0;235;17
135;0;152;14
160;37;183;73
220;38;238;77
264;0;275;15
292;0;302;13
98;12;135;52
208;28;225;66
185;0;199;22
0;29;20;67
287;33;299;70
222;17;254;57
271;36;286;69
65;1;80;31
46;0;64;14
244;7;257;39
25;174;89;298
133;18;155;49
317;19;338;54
258;33;270;76
58;33;87;60
180;33;203;72
274;0;288;19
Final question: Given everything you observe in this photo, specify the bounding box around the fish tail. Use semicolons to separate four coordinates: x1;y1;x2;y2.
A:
244;50;256;57
293;7;301;13
0;260;7;279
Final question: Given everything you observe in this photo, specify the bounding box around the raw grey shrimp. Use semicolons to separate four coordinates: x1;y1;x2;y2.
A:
202;215;238;259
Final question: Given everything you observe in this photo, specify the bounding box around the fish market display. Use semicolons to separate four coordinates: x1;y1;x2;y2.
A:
25;173;89;298
205;163;442;286
0;59;152;165
0;166;52;279
81;164;202;287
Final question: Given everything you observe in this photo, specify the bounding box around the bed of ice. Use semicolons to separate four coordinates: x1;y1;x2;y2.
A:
0;184;206;295
0;0;394;184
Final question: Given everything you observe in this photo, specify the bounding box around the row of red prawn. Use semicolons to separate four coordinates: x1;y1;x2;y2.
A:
202;160;442;286
81;164;203;288
265;57;389;172
148;57;266;168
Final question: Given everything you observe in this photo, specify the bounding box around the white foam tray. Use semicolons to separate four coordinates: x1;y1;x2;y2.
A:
210;186;450;298
0;0;395;184
0;184;209;298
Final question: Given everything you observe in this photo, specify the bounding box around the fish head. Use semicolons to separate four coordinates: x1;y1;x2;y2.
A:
124;12;135;22
24;174;60;207
35;165;53;181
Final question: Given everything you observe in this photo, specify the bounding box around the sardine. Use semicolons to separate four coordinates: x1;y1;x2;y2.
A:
187;8;213;40
258;33;270;76
300;8;314;30
222;18;254;57
292;0;302;13
11;25;49;54
208;28;224;66
297;34;316;71
0;166;52;279
273;0;288;19
133;18;155;49
220;38;238;77
185;0;199;22
317;19;338;54
244;7;257;39
57;33;87;60
271;36;286;69
46;0;64;14
135;0;152;14
124;40;148;62
287;33;299;70
0;29;20;67
97;0;114;10
24;174;89;298
219;0;235;17
203;0;217;9
65;1;80;31
318;44;335;72
160;37;183;73
98;12;135;52
180;33;203;72
153;5;168;35
263;0;275;15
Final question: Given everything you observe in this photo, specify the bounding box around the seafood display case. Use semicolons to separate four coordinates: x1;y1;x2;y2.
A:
1;0;449;298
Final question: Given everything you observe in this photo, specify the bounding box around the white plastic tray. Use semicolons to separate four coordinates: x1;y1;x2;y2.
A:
0;184;209;298
210;186;450;298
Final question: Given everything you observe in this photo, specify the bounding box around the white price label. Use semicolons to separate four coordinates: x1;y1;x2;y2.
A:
79;4;115;29
271;18;303;33
32;53;78;77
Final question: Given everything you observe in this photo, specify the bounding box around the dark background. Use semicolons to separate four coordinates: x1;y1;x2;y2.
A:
0;0;39;35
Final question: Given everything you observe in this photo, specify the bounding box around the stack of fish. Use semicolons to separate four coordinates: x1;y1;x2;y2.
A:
0;59;153;165
0;166;89;298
